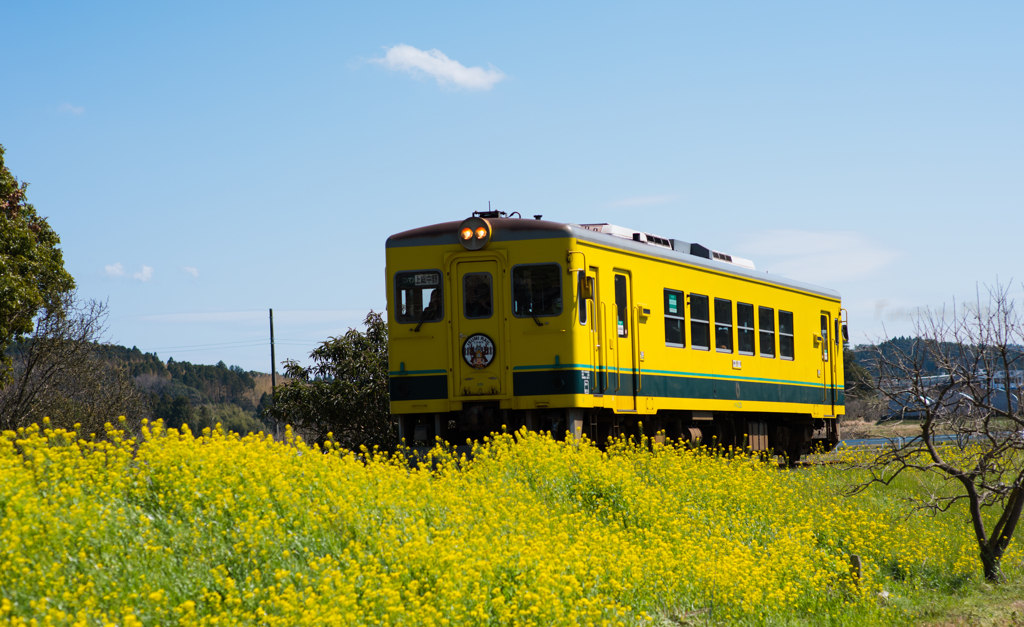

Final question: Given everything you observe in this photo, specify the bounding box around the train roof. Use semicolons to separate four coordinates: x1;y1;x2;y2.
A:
386;218;841;301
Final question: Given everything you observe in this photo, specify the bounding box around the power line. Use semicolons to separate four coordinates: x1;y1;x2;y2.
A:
151;344;273;354
140;338;322;351
142;340;265;351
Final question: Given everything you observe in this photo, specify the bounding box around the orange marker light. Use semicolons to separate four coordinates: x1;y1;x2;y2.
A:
457;216;491;250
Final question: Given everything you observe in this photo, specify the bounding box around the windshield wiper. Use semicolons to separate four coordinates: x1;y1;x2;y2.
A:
413;309;429;332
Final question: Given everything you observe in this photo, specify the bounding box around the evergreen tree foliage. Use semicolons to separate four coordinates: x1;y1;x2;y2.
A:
843;347;874;398
0;144;76;384
151;394;195;431
265;311;391;449
163;360;256;408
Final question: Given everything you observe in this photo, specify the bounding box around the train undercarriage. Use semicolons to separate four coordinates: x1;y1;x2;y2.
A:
395;404;840;463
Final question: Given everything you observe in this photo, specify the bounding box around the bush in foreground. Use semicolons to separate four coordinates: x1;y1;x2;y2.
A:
0;421;1017;626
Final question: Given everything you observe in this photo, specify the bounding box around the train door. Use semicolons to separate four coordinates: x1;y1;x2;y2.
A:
587;266;606;395
614;272;636;411
820;312;835;416
453;260;504;397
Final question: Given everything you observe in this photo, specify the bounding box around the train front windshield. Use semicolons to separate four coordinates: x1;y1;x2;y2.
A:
396;271;443;323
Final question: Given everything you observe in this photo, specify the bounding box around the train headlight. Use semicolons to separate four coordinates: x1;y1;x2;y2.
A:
458;217;491;250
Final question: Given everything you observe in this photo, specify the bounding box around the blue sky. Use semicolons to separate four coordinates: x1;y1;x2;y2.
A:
2;1;1021;371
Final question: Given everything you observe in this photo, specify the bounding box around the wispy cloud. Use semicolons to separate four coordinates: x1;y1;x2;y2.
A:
134;265;154;282
608;194;678;208
183;266;199;278
104;262;124;277
138;310;368;324
58;103;84;115
735;230;898;284
372;44;505;90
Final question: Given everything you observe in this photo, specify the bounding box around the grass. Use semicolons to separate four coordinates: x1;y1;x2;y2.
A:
805;446;1024;625
908;578;1024;626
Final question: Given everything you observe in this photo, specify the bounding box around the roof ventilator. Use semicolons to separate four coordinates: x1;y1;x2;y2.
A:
579;223;755;270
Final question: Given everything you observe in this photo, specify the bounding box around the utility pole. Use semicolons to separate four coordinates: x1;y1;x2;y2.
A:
269;308;278;438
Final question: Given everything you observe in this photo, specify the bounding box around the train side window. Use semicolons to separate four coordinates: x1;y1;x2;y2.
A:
664;289;685;347
820;314;829;362
779;310;795;360
512;264;562;318
463;272;492;319
614;274;628;337
759;306;776;358
737;302;755;356
395;271;443;323
714;298;733;353
578;272;587;325
690;294;710;350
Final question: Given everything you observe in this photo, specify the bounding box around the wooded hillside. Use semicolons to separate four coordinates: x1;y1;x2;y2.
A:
93;344;277;434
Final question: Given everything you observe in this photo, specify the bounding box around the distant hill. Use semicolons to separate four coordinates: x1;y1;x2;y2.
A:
101;345;288;435
849;337;1024;377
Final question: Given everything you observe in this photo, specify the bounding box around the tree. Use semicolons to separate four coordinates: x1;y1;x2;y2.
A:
841;345;886;424
255;392;273;421
849;282;1024;581
207;403;267;436
0;294;146;435
843;345;874;399
151;393;195;431
0;144;76;385
264;311;392;449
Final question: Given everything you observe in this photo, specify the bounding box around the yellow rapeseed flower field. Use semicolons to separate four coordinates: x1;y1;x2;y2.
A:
0;418;1017;626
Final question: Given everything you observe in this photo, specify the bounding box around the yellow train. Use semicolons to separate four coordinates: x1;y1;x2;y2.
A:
386;211;844;460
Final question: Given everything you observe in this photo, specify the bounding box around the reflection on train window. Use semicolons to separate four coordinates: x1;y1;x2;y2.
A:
759;306;776;358
512;264;562;317
463;272;492;319
690;294;710;350
779;310;795;360
737;302;755;355
614;274;628;338
714;298;734;353
664;289;685;347
395;271;443;323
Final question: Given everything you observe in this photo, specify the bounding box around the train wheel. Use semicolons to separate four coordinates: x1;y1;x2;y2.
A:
682;427;703;449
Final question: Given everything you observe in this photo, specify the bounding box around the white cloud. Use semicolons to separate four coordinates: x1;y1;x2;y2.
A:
735;230;899;284
373;44;505;90
134;265;154;282
104;262;124;277
183;266;199;278
58;103;84;115
608;194;678;208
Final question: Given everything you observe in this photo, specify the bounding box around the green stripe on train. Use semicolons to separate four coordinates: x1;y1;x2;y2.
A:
512;370;844;406
389;371;846;407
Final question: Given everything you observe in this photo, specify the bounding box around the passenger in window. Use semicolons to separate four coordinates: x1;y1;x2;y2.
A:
423;289;441;321
465;291;485;318
465;277;491;318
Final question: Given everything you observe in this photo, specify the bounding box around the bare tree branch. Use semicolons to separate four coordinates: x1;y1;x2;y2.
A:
0;292;145;436
847;281;1024;581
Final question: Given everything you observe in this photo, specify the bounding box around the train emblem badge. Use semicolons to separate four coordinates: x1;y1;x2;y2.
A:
462;334;495;369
